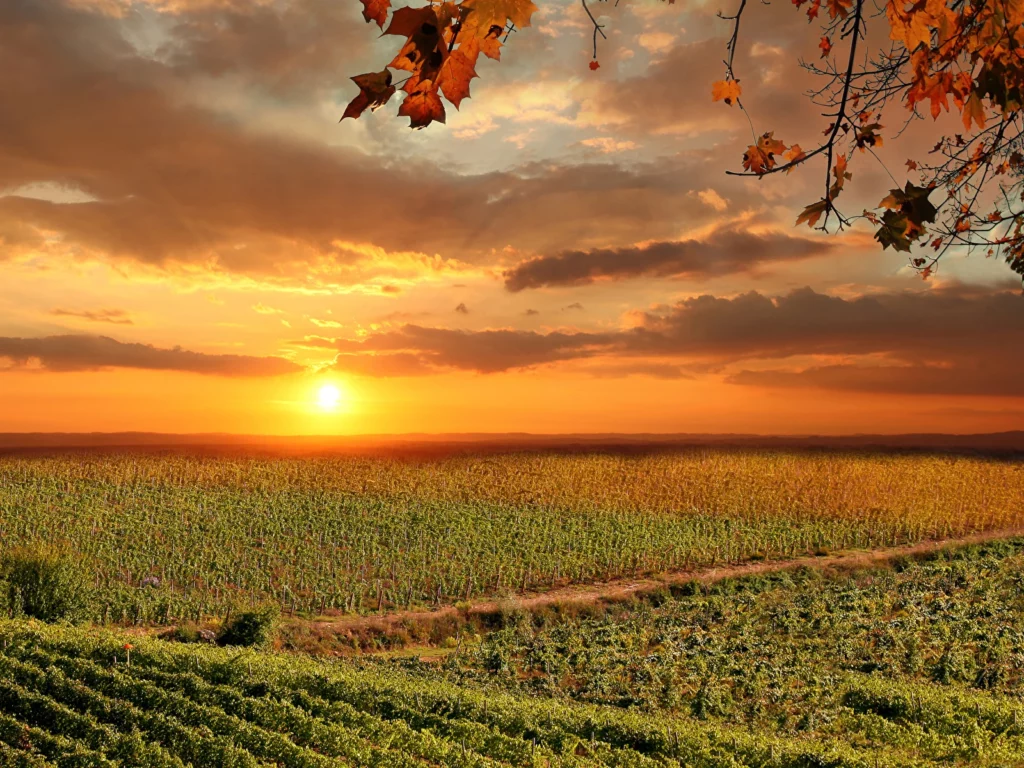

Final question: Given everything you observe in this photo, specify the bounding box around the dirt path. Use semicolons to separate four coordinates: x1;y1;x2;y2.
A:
292;527;1024;641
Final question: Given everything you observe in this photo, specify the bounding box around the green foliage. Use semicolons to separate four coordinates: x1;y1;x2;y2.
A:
1;548;91;624
217;605;280;648
0;451;1021;625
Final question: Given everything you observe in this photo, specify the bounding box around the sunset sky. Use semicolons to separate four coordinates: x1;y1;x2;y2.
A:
0;0;1021;435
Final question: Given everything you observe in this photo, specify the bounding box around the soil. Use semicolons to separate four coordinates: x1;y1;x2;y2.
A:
286;526;1024;643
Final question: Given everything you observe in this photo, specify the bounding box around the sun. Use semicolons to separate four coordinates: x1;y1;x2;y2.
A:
316;383;343;411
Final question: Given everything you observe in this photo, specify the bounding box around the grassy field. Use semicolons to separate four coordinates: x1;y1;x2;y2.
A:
1;450;1023;624
1;539;1024;765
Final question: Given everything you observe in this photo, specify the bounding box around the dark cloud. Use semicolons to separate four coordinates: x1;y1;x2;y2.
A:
505;230;834;291
159;0;370;96
563;302;585;311
524;309;540;316
50;308;134;325
325;326;613;374
455;303;470;315
309;285;1024;396
624;283;1024;362
728;361;1024;397
0;335;302;376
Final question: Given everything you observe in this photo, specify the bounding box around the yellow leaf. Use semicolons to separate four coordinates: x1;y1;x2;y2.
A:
711;79;742;106
460;0;537;36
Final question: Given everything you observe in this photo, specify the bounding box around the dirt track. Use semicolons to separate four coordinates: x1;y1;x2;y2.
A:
290;526;1024;639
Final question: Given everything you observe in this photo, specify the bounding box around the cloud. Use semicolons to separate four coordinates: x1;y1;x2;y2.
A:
579;137;639;154
252;303;284;315
696;189;728;212
503;229;834;291
323;326;613;374
728;362;1024;397
158;0;371;97
0;0;774;289
50;308;134;325
306;285;1024;396
0;335;303;376
455;303;470;315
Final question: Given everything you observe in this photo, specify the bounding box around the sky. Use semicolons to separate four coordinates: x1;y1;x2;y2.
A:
0;0;1021;436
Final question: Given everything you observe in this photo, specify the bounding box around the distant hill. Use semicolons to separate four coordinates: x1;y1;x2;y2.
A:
1;430;1023;456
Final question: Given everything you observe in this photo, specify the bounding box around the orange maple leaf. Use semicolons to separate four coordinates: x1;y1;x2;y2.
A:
743;132;787;174
359;0;390;28
589;60;600;71
826;0;852;19
711;79;742;106
341;70;397;121
962;91;986;130
460;24;505;66
438;50;478;108
819;36;832;57
784;144;807;173
399;84;447;128
796;199;828;228
831;155;852;194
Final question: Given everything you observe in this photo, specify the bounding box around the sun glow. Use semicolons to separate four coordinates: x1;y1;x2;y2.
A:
316;383;343;411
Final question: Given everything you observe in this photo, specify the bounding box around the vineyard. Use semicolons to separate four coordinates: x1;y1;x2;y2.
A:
1;539;1024;765
0;451;1022;623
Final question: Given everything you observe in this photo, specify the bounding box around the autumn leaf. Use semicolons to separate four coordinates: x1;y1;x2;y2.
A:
399;84;446;128
434;1;461;36
438;49;478;108
855;122;883;150
830;154;852;196
460;24;505;65
875;211;916;251
962;91;986;130
359;0;390;28
874;182;937;251
796;199;828;228
759;132;786;155
712;79;742;106
826;0;852;19
784;144;806;173
886;3;934;51
819;36;832;57
341;70;396;121
743;132;787;174
386;7;447;79
908;70;953;119
384;5;440;38
906;159;918;170
589;60;600;71
460;0;537;39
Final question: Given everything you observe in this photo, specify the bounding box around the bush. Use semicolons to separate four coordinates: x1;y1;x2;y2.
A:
218;605;280;648
158;624;217;644
2;548;91;623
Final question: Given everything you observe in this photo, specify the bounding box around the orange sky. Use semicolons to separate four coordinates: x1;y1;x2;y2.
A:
0;0;1021;435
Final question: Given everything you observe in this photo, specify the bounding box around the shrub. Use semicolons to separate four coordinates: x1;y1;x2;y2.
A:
218;605;280;648
2;548;91;623
158;624;217;644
